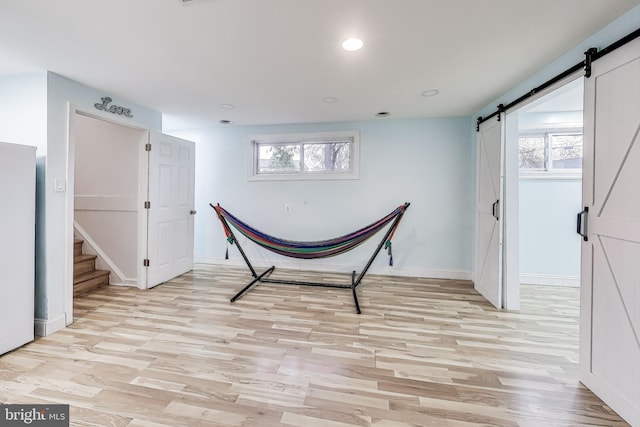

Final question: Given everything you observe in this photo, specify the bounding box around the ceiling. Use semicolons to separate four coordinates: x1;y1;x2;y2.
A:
0;0;638;130
523;77;584;114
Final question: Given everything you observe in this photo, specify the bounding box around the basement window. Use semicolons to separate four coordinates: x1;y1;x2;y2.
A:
249;131;359;181
519;129;583;177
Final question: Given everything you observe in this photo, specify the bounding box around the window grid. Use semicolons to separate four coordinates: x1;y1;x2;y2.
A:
249;132;359;181
518;130;583;173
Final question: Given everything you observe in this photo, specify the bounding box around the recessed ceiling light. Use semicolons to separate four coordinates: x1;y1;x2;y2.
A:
421;89;440;97
322;97;338;104
375;112;390;117
220;103;235;109
342;38;363;51
219;119;232;125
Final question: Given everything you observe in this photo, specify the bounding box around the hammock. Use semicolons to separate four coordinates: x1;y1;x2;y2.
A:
210;202;410;314
212;203;407;261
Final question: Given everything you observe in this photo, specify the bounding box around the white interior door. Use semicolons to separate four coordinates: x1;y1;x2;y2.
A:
475;115;504;308
580;37;640;426
145;131;195;288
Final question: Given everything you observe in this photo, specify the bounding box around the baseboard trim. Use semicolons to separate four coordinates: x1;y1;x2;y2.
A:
194;256;472;281
34;314;66;337
520;273;580;287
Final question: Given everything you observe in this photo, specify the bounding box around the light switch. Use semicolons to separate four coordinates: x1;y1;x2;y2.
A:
54;178;66;193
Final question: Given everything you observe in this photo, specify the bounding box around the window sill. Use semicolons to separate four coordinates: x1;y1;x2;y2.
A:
519;171;582;180
248;172;359;182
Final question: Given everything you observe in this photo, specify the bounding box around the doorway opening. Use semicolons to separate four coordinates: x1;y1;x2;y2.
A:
72;112;148;290
66;108;196;326
506;77;584;308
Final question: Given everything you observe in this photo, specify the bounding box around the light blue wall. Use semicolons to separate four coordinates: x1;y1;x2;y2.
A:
169;117;475;279
0;71;162;329
518;109;583;285
0;72;48;152
43;72;162;326
519;178;581;281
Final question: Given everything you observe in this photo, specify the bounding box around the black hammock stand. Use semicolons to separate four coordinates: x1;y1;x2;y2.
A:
210;202;410;314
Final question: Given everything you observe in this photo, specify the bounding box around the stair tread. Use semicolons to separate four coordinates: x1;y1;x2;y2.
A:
74;273;109;297
74;254;97;263
73;239;110;296
74;269;110;284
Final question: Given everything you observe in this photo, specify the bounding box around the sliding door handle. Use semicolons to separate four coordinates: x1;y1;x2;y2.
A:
576;207;589;241
492;199;500;221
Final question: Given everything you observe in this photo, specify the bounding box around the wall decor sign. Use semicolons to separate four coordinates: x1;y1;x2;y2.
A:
94;97;134;118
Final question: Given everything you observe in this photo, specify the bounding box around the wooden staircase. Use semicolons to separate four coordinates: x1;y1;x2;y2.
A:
74;239;110;296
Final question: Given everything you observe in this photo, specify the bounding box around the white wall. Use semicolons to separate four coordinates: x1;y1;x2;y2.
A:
168;117;474;279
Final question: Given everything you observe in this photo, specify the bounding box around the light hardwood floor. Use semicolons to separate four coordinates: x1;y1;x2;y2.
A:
0;265;629;426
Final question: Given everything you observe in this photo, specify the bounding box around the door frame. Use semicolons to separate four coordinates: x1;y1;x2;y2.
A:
499;71;584;310
65;103;150;325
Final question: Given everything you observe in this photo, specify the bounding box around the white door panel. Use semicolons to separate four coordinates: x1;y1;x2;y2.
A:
475;116;504;308
145;132;195;288
580;37;640;426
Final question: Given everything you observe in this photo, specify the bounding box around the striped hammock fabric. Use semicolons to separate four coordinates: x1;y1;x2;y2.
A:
212;203;409;260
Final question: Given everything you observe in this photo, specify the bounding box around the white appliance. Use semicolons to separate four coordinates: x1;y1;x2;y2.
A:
0;142;36;355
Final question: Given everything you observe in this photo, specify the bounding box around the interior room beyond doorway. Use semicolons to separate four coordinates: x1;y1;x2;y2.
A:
516;78;584;291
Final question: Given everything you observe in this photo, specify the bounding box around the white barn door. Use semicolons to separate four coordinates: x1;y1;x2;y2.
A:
580;37;640;426
144;131;195;288
475;116;504;308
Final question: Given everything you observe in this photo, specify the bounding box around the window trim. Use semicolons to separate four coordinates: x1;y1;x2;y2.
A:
248;131;360;181
518;127;583;178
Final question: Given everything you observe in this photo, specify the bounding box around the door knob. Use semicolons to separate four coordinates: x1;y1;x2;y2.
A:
190;210;197;215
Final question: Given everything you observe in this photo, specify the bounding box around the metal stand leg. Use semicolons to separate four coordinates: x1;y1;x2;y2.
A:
351;270;361;314
230;266;275;302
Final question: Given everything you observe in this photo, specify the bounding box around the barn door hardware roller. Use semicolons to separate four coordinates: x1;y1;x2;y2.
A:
584;47;598;78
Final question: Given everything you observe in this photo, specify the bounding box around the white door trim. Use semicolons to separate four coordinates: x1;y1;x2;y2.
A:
501;70;584;310
65;104;151;324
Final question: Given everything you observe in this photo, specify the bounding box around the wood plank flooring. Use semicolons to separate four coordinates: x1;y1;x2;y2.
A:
0;265;629;426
